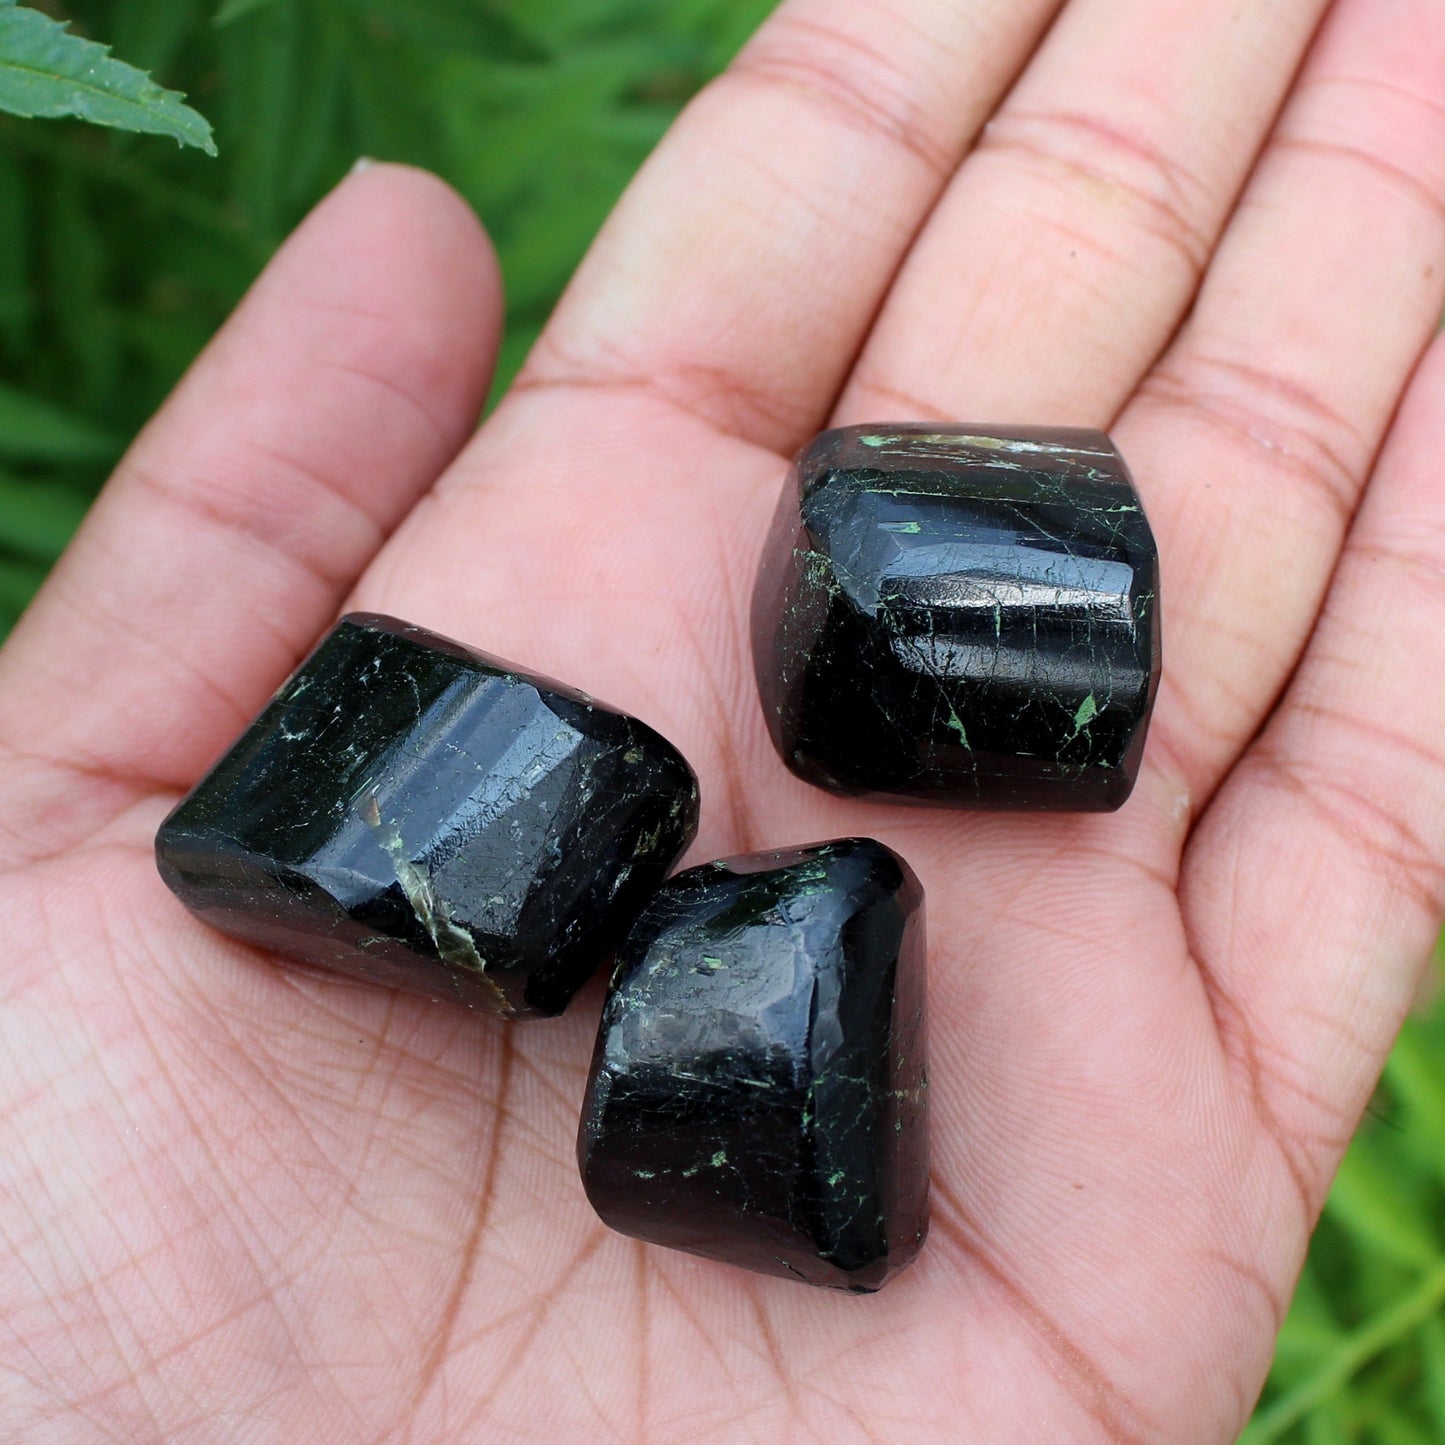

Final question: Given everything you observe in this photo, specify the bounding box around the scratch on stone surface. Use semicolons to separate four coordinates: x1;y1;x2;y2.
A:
1072;693;1098;735
357;790;512;1016
859;431;1111;459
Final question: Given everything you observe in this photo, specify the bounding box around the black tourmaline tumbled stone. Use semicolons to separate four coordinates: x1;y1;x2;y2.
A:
577;838;927;1292
753;424;1161;810
156;614;699;1019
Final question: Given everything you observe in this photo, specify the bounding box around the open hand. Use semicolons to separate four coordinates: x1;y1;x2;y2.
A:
3;0;1444;1438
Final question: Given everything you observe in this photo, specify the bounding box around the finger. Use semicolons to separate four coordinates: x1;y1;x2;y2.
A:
512;0;1066;455
1182;331;1445;1215
834;0;1329;424
1118;0;1445;809
0;165;501;856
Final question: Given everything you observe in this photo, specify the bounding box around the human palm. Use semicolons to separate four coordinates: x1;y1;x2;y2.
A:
4;0;1445;1439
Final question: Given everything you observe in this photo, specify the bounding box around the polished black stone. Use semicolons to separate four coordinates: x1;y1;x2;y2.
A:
753;424;1161;810
577;838;927;1292
156;614;700;1019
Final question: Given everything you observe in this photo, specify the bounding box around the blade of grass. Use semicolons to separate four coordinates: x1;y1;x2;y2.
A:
1422;1315;1445;1434
0;380;120;463
1272;1263;1345;1375
1303;1408;1352;1445
112;0;203;75
215;0;283;27
47;169;116;412
217;0;303;240
1323;1130;1439;1270
0;470;90;558
1244;1262;1445;1443
0;151;28;354
1387;1023;1445;1159
358;0;547;60
278;4;345;208
0;119;269;264
0;551;48;621
1373;1413;1442;1445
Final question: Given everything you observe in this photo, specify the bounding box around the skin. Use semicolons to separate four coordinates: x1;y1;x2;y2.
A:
1;0;1444;1438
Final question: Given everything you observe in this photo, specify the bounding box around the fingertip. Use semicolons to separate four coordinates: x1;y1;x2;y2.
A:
328;160;500;304
262;161;505;446
0;165;508;822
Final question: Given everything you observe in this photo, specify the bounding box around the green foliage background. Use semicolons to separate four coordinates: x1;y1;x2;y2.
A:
0;0;776;627
0;4;1442;1438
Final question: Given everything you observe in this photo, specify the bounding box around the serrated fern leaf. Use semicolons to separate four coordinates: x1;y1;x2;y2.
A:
0;1;215;154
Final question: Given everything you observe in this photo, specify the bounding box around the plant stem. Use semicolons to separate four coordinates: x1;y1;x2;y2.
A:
1244;1262;1445;1442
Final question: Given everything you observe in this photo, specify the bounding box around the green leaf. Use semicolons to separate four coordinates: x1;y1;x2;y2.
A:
490;316;543;408
112;0;203;76
217;0;303;240
279;7;345;208
357;0;547;61
648;0;778;65
1274;1264;1344;1372
0;552;47;625
1386;1021;1445;1163
215;0;284;25
0;0;215;154
1373;1413;1441;1445
0;381;121;463
1243;1262;1445;1443
46;168;117;414
1423;1315;1445;1434
1324;1130;1440;1270
0;469;89;559
0;151;29;355
1302;1407;1353;1445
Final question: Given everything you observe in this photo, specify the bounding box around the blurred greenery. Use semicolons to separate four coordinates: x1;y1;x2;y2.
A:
0;0;776;632
0;4;1442;1440
1245;949;1445;1444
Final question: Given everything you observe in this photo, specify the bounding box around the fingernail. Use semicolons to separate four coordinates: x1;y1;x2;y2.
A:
350;156;376;176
